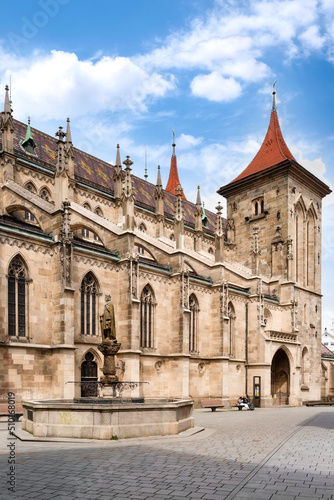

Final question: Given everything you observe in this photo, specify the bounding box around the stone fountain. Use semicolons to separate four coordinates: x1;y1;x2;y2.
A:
22;298;194;439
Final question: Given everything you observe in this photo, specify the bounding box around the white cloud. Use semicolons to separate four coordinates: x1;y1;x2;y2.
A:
0;49;175;121
177;134;203;150
191;73;242;102
298;25;326;51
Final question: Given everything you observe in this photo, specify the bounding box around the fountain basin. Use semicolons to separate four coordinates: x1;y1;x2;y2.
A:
22;398;194;439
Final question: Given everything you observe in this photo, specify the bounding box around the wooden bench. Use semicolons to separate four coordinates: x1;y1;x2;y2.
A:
201;399;224;412
0;413;23;421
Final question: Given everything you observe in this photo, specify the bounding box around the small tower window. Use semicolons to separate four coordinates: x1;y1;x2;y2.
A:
253;197;264;216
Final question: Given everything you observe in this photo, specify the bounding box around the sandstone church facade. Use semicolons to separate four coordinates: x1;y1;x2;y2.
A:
1;84;333;409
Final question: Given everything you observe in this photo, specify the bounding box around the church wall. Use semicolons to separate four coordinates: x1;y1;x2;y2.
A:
225;174;290;277
287;175;322;293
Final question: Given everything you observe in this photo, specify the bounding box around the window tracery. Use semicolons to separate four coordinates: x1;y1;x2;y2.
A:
8;256;28;337
80;273;98;336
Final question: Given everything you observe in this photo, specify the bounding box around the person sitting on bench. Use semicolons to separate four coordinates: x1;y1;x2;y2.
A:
238;396;250;410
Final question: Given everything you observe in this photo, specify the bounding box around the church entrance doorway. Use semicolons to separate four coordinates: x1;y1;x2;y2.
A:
271;348;290;405
81;352;98;397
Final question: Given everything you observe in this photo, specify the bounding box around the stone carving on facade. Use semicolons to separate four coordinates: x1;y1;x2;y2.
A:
180;270;190;309
198;362;206;375
219;279;229;318
291;299;298;332
0;235;57;255
128;253;139;299
155;360;164;373
227;219;235;243
59;201;73;288
252;226;260;255
257;278;265;326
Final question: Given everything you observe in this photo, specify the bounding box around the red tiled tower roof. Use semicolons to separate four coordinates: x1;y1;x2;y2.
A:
165;140;186;200
231;96;295;185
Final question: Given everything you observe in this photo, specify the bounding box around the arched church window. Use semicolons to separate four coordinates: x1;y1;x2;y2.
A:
80;273;98;336
140;285;155;348
301;347;309;387
228;302;235;357
295;203;305;285
81;352;98;397
94;207;103;217
139;223;146;232
24;211;35;222
253;197;264;217
25;182;37;193
40;187;51;201
8;256;28;337
83;203;91;211
189;294;199;353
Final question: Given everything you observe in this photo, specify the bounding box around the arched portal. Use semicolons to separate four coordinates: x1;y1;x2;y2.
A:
271;349;290;405
81;352;98;397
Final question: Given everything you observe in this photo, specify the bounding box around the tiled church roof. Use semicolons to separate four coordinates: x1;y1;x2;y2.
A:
227;107;295;186
234;109;295;184
321;343;334;359
1;119;218;233
166;154;186;200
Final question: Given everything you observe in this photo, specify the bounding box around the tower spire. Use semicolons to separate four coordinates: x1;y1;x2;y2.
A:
272;80;277;111
144;149;148;180
220;82;295;190
65;118;75;177
1;85;15;154
154;165;164;222
113;144;123;204
165;131;186;200
21;116;36;154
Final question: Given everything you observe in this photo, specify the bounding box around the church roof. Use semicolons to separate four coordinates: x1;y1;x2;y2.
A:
218;88;331;199
1;119;217;234
165;141;186;200
321;343;334;359
232;106;295;184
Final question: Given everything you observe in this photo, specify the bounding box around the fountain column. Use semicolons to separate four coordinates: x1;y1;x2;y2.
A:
98;296;122;396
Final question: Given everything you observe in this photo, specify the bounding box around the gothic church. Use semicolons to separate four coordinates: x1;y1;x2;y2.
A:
1;84;333;410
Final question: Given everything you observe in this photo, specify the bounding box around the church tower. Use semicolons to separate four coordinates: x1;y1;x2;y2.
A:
218;85;331;292
218;85;331;405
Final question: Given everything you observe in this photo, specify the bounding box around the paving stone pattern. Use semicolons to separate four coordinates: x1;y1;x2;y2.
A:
0;407;333;500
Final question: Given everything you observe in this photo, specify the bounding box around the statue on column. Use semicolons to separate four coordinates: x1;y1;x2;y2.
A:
98;295;121;386
100;296;116;340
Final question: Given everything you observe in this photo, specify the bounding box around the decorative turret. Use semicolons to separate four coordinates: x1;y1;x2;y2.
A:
55;126;66;175
251;225;260;275
21;117;36;154
64;118;75;178
154;165;164;215
55;125;68;209
165;131;186;200
122;155;135;231
113;144;123;205
195;186;202;232
154;165;164;237
1;85;14;154
215;202;224;262
59;200;73;288
174;183;184;249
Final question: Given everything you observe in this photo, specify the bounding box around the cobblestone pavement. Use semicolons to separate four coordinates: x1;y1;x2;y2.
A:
0;406;333;500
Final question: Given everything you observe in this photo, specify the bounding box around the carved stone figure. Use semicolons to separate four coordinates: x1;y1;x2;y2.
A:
100;296;116;340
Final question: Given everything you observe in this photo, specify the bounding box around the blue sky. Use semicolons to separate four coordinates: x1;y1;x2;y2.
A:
1;0;334;330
